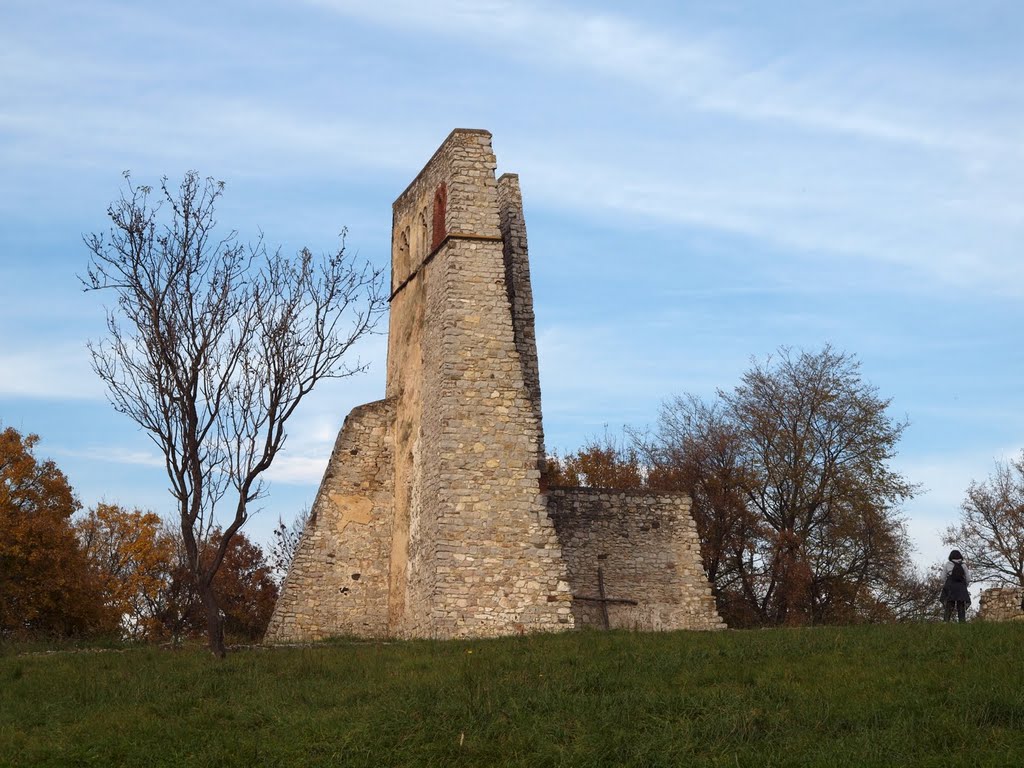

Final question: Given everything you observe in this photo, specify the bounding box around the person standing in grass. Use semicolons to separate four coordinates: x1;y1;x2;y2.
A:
941;549;971;623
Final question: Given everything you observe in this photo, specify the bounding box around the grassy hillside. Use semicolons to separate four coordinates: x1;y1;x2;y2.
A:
2;623;1022;767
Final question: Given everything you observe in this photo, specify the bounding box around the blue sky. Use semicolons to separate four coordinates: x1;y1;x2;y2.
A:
2;0;1021;570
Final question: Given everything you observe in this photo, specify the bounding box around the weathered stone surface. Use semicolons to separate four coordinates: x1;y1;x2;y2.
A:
265;129;725;642
548;488;725;631
978;587;1024;622
264;398;395;641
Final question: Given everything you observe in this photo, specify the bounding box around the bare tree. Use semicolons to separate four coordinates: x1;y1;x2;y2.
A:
638;347;918;627
944;451;1024;589
869;561;946;623
269;506;311;584
83;171;386;656
632;396;759;604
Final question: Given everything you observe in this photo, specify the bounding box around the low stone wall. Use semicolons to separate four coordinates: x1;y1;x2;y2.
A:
547;488;725;632
978;587;1024;622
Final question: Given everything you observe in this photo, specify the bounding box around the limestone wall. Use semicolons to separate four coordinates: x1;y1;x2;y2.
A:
421;236;572;637
547;488;725;631
388;129;572;638
388;130;455;635
264;399;395;641
267;128;726;643
978;587;1024;622
497;173;543;472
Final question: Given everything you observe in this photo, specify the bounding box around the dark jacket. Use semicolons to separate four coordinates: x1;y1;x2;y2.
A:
941;559;971;604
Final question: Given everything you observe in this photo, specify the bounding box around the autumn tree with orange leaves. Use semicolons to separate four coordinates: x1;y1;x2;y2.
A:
76;503;176;640
0;427;106;638
76;508;280;644
547;431;644;489
148;528;278;644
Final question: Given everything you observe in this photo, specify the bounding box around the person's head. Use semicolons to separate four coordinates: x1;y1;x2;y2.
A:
949;549;963;561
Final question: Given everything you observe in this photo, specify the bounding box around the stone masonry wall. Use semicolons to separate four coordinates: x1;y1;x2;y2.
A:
978;587;1024;622
264;398;395;641
268;128;726;643
390;129;572;637
387;131;455;635
497;174;543;473
423;236;572;637
547;488;725;631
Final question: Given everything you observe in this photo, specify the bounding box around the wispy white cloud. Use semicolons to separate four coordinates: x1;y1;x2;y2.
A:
303;0;1022;158
0;345;104;400
0;97;420;180
55;445;166;469
524;151;1024;297
4;0;1020;299
264;453;330;485
278;1;1024;296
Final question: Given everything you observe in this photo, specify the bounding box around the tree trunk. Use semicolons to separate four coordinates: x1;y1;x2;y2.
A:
198;580;226;658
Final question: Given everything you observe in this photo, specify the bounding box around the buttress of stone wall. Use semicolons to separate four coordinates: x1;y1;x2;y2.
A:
978;587;1024;622
496;173;544;471
264;399;395;642
385;255;427;635
547;488;725;632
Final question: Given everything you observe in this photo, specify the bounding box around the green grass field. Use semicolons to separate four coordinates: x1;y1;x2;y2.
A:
2;622;1021;767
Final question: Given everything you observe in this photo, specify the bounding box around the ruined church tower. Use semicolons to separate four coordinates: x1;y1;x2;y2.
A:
266;130;723;642
266;130;573;640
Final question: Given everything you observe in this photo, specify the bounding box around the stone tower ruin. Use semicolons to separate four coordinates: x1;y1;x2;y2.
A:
265;130;724;641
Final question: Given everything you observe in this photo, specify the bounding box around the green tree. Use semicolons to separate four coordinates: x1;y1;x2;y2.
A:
83;172;386;656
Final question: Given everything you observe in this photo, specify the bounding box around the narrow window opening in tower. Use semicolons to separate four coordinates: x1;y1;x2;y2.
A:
431;183;447;251
418;209;428;259
395;227;410;286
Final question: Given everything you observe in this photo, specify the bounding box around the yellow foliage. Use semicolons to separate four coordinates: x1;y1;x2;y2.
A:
76;503;176;640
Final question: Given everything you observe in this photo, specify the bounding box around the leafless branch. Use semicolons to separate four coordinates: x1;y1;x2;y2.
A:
82;171;386;656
